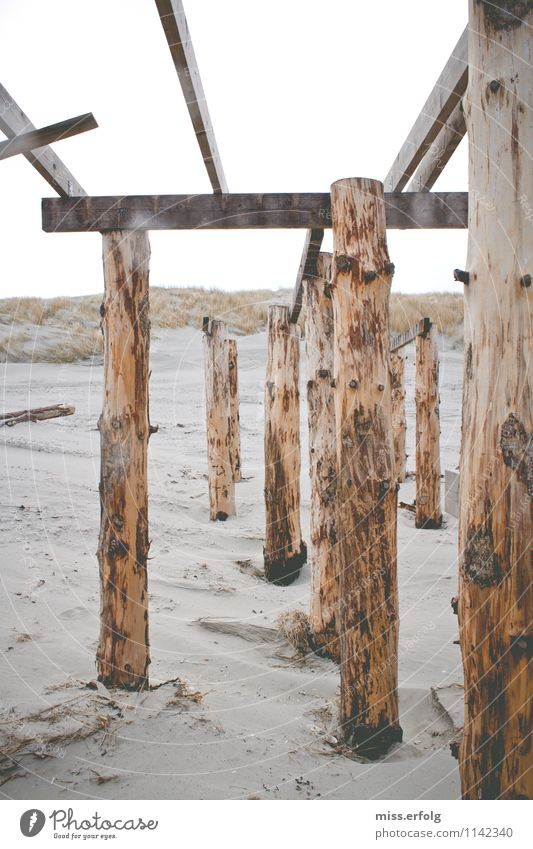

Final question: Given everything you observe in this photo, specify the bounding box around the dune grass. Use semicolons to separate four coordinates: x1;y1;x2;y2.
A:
0;288;464;363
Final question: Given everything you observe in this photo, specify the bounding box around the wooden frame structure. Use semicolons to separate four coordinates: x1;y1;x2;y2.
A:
28;0;533;799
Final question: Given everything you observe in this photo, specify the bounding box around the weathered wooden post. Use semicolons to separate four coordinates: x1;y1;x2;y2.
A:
331;177;402;756
263;304;306;584
391;350;407;483
458;1;533;799
415;322;442;528
305;252;339;658
97;230;152;690
228;339;242;482
203;319;236;520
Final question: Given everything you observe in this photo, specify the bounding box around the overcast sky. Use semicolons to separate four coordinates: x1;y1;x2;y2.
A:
0;0;467;298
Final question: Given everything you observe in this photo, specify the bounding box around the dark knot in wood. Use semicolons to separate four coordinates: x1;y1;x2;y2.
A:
111;418;121;430
451;596;459;615
364;271;377;284
318;368;331;379
378;384;385;391
520;273;531;288
335;254;352;273
349;379;359;389
488;79;502;93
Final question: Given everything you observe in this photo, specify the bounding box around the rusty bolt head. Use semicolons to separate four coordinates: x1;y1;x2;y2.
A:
364;270;377;284
349;379;359;389
453;268;470;285
520;273;531;288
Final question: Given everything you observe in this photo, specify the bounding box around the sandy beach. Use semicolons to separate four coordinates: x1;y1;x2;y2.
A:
1;325;464;800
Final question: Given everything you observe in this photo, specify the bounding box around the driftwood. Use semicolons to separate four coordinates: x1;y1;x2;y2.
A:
0;403;75;427
415;323;442;528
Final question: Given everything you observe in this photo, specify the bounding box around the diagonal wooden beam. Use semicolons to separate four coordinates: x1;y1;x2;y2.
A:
289;228;324;323
384;27;468;192
0;83;87;197
42;191;468;233
154;0;228;193
406;102;466;192
0;113;97;161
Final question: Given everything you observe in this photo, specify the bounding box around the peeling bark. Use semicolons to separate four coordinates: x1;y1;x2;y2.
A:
228;339;242;482
415;324;442;529
203;320;236;521
305;253;340;658
331;178;402;756
97;230;151;690
263;305;306;585
458;0;533;799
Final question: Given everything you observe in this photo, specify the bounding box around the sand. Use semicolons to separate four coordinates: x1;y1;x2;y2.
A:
0;326;464;800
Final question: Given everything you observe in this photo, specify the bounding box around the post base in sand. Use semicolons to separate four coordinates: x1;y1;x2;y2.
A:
263;542;307;586
342;722;403;760
415;516;443;530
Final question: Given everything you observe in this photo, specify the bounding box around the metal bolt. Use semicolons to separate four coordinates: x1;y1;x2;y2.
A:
364;270;377;284
454;268;470;285
520;273;531;288
378;384;385;391
349;379;359;389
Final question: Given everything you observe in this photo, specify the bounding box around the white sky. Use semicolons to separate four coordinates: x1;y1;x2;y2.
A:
0;0;468;298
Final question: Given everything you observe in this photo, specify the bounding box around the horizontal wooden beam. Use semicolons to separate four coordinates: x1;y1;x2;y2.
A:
406;103;466;192
390;317;431;352
289;228;324;322
154;0;228;193
0;83;87;196
384;27;468;192
0;113;97;161
42;191;468;233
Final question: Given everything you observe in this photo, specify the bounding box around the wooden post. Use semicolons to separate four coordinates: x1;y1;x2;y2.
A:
304;253;339;658
263;305;306;585
203;320;236;520
228;339;242;481
97;230;151;690
391;350;407;483
415;323;442;528
331;178;402;757
458;1;533;800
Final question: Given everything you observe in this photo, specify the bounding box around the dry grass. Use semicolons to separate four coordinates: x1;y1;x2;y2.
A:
0;288;464;363
277;610;311;653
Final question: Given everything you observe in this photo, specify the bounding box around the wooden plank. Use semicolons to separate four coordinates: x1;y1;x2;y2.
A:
384;27;468;192
154;0;227;193
42;191;468;233
406;103;466;191
0;83;87;196
0;113;97;161
390;317;431;352
289;228;324;322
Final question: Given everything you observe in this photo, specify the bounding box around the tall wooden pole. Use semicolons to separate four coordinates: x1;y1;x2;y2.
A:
203;319;236;520
391;350;407;484
263;304;306;585
331;178;402;756
305;253;339;658
415;323;442;528
97;230;151;690
228;339;242;482
458;1;533;799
